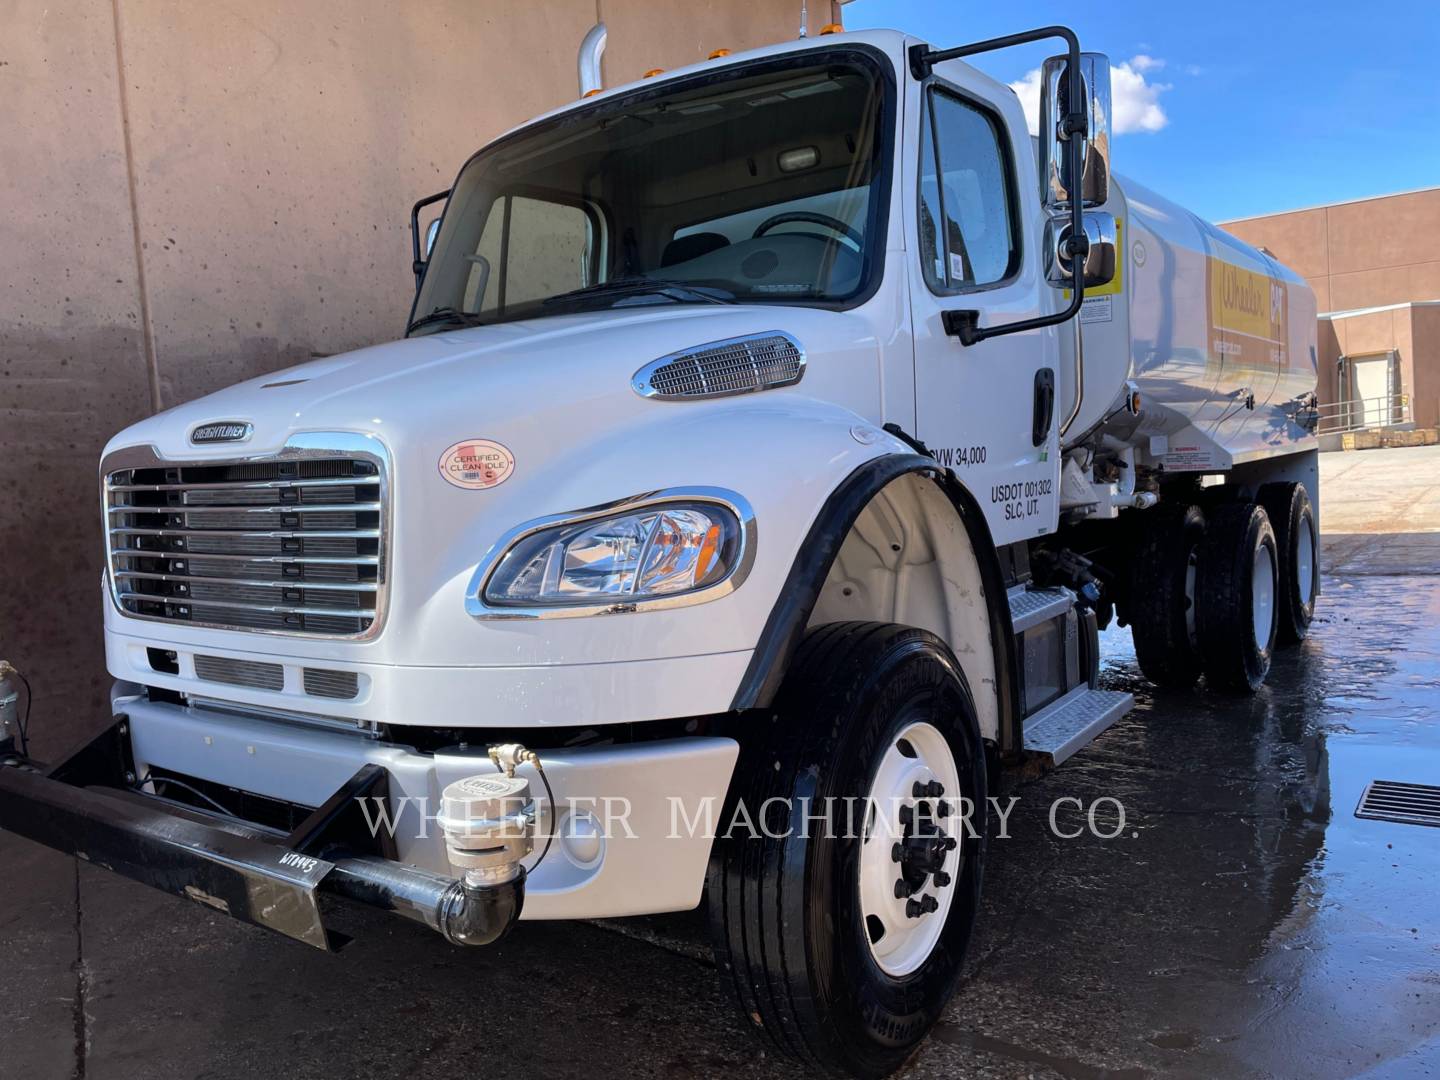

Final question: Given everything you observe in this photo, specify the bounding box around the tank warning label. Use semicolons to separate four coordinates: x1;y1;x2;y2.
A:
1161;445;1220;472
439;439;515;490
1080;295;1113;324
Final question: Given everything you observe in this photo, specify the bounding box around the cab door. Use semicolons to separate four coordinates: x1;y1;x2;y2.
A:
904;63;1061;546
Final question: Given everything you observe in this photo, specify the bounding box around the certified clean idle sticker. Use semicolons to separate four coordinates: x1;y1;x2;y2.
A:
438;439;514;490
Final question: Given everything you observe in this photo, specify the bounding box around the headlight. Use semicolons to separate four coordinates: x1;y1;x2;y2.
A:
475;490;753;615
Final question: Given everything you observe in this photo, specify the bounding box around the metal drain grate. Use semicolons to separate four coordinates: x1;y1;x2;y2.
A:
1355;780;1440;828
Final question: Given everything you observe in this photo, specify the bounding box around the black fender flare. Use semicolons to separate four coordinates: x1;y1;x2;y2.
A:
729;452;1022;754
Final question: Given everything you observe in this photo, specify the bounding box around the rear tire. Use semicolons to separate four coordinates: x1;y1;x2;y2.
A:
1129;502;1207;689
707;622;987;1078
1195;503;1279;692
1258;481;1318;645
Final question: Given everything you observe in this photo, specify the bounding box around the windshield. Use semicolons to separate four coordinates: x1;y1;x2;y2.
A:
410;50;890;333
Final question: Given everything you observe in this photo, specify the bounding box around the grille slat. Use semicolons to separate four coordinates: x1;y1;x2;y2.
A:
634;332;805;400
109;502;381;516
303;668;360;700
193;655;284;691
106;454;385;637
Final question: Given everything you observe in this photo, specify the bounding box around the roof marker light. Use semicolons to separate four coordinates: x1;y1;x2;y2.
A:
819;23;843;35
708;48;731;59
643;68;665;78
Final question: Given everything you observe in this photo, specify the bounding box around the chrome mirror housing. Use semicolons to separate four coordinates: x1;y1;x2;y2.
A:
1045;211;1116;288
424;217;442;259
1039;52;1111;209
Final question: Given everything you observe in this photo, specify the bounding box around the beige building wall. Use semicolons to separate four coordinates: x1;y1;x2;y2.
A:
1222;187;1440;315
1222;188;1440;425
0;0;841;756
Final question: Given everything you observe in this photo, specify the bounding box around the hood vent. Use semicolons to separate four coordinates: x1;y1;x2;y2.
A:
632;332;805;400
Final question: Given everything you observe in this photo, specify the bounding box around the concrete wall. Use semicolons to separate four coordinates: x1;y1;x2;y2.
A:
0;0;839;756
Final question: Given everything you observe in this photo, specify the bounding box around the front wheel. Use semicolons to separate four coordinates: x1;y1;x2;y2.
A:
707;622;988;1078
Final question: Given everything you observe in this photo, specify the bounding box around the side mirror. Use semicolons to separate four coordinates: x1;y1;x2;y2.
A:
410;189;451;288
1038;52;1111;209
1045;211;1116;288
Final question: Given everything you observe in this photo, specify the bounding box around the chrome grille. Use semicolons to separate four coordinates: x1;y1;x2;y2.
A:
105;451;386;637
633;332;805;400
194;655;284;691
302;668;360;700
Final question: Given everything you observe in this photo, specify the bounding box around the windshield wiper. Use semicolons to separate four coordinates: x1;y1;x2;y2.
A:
541;278;734;309
406;307;489;335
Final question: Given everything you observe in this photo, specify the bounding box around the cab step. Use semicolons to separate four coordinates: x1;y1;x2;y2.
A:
1007;584;1073;632
1022;685;1133;765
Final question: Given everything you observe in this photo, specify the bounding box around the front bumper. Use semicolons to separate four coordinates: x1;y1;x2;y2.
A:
0;722;524;950
2;692;738;935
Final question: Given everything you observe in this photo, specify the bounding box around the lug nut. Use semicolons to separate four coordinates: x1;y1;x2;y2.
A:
933;870;951;887
943;836;957;851
894;878;914;899
899;805;914;827
935;800;951;818
912;780;945;799
891;842;903;863
905;893;939;918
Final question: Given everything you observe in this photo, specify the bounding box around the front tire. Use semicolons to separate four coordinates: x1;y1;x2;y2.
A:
708;622;988;1078
1195;503;1279;692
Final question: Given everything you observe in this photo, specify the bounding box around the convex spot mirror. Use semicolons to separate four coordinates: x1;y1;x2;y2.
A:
1045;211;1116;289
1039;51;1111;210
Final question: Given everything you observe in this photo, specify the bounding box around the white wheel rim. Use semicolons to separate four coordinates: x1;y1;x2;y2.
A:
1252;542;1276;646
858;720;963;977
1296;517;1316;606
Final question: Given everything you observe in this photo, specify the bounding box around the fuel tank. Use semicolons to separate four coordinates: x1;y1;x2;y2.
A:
1064;174;1318;470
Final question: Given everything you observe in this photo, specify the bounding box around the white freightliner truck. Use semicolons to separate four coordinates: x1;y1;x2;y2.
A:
0;23;1322;1077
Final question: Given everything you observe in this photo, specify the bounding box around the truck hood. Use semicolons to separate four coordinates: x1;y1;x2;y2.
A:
107;303;876;464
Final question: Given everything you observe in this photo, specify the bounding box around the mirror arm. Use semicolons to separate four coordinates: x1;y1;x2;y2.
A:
410;189;452;288
911;27;1088;347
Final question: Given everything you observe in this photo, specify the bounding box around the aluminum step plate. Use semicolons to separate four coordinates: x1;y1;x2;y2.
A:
1007;586;1074;633
1022;686;1134;764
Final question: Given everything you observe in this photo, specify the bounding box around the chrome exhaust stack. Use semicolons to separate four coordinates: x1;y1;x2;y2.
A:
578;22;607;96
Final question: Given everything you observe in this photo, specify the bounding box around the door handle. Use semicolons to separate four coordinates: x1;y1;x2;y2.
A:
1033;368;1055;447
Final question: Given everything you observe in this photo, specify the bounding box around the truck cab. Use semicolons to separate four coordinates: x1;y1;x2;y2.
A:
0;25;1321;1078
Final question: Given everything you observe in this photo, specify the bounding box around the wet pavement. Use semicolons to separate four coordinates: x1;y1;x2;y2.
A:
4;446;1439;1079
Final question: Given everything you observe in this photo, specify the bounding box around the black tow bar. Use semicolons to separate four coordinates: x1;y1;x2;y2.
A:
0;718;523;951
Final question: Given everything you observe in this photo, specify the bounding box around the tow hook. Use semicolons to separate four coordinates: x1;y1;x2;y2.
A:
430;742;542;946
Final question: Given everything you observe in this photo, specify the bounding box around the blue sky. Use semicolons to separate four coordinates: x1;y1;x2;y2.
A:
843;0;1440;222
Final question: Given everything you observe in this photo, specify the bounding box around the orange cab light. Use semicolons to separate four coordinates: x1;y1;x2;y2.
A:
708;48;732;59
583;88;602;98
819;22;843;35
643;68;665;78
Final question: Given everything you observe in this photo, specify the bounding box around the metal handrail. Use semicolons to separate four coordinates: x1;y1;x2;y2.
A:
1314;392;1411;435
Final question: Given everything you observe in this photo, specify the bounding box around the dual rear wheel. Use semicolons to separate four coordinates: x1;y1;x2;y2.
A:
1128;481;1318;692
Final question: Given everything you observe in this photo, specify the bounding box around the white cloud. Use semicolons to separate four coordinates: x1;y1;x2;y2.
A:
1010;55;1172;137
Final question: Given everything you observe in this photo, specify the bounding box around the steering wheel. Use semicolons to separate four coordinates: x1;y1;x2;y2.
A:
752;211;863;250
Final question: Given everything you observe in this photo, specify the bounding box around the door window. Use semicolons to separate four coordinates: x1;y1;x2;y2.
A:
918;88;1018;293
466;194;597;316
